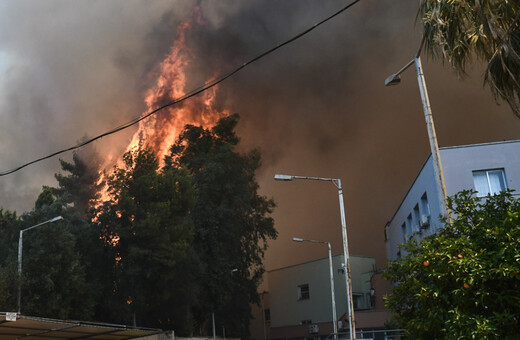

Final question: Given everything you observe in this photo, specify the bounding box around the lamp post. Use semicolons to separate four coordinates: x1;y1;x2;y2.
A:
384;39;450;222
293;237;338;340
212;312;216;340
274;174;356;340
17;215;64;314
259;291;268;340
212;268;240;340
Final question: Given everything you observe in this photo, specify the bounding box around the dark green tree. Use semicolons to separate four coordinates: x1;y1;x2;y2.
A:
53;148;102;214
20;189;96;320
385;190;520;338
0;209;21;311
93;146;196;327
165;114;277;338
32;149;107;321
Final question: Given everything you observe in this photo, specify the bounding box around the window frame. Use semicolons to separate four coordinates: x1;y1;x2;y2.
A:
297;283;310;300
472;168;507;197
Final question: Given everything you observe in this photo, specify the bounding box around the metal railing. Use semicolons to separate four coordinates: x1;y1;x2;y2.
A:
326;328;405;340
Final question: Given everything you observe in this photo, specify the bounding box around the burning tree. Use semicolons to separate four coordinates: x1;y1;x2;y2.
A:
93;147;197;328
90;114;276;337
0;6;276;335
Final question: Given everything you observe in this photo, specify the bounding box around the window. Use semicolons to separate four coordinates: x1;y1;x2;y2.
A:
473;169;507;197
420;192;430;216
264;309;271;322
298;284;310;300
407;214;414;233
419;193;431;229
413;204;420;230
353;293;368;310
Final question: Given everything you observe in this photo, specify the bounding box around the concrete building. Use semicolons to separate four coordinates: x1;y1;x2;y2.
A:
251;140;520;340
262;254;391;340
385;140;520;262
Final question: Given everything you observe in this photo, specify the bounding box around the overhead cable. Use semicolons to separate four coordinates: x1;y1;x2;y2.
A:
0;0;361;177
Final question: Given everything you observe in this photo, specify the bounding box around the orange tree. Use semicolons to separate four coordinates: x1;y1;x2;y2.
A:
384;190;520;339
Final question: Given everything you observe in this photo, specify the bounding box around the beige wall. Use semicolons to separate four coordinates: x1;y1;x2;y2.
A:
249;279;270;340
267;255;383;329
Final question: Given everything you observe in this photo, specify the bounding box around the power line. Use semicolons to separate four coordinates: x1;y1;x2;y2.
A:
0;0;361;177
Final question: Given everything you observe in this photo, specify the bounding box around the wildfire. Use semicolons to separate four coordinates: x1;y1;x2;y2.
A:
127;5;227;166
98;5;228;203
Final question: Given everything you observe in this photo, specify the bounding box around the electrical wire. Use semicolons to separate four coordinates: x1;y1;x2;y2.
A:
0;0;362;177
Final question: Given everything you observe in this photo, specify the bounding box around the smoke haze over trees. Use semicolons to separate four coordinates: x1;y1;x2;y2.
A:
0;116;276;337
0;0;520;298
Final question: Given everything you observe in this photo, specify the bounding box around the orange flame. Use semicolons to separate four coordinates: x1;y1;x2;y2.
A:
98;5;228;203
127;5;227;166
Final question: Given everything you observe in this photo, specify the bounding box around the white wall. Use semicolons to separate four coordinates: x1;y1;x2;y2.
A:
385;140;520;262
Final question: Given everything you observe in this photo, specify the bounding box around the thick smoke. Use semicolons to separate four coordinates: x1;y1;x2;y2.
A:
0;0;519;270
0;0;188;211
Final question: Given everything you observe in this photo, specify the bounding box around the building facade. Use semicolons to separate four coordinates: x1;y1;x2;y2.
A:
264;254;391;340
385;140;520;262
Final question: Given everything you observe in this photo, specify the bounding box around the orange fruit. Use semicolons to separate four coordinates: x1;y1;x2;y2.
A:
423;260;430;266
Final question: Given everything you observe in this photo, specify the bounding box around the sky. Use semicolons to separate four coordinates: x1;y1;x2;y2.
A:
1;0;519;272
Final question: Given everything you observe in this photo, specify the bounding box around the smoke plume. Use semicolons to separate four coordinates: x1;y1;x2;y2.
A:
0;0;519;270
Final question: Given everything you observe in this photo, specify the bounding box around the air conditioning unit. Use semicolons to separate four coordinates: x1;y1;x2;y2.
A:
309;324;319;334
420;214;430;228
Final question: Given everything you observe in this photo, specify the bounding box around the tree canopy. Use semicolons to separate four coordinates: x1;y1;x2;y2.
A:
384;190;520;338
419;1;520;117
0;209;20;311
0;115;276;338
93;146;197;327
18;187;98;320
165;113;277;338
53;150;102;214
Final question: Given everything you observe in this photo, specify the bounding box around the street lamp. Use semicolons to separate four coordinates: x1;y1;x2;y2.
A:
274;174;356;340
384;39;450;222
212;268;240;340
17;215;64;314
293;237;338;340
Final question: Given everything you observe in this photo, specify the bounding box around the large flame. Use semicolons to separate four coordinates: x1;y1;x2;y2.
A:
127;5;227;165
98;6;228;203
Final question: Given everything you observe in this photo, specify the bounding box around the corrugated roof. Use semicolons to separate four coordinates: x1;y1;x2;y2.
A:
0;313;162;340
